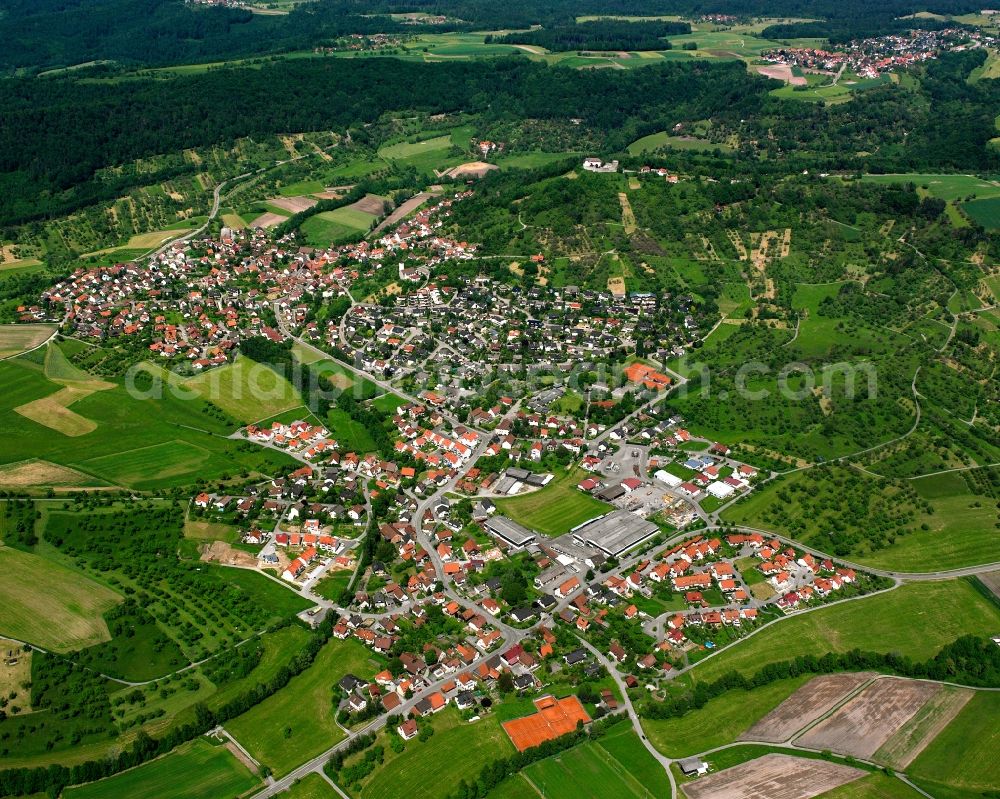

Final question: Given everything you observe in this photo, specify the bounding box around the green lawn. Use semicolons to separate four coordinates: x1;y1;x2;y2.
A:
494;468;610;536
62;738;259;799
689;580;1000;684
227;639;380;777
370;393;406;414
378;135;453;160
641;676;813;758
908;691;1000;798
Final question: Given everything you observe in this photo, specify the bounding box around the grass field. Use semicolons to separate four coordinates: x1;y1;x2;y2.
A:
494;468;610;536
523;742;651;799
962;196;1000;229
63;738;259;799
641;676;813;758
857;173;1000;202
279;773;339;799
327;407;377;452
0;358;296;490
80;228;193;258
814;772;925;798
627;131;733;154
722;465;1000;572
0;325;55;359
185;355;304;423
300;205;377;246
688;580;1000;684
357;707;514;799
907;691;1000;798
227;639;379;777
0;545;120;651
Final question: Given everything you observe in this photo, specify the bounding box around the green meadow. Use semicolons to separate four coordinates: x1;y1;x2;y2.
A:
63;738;260;799
0;358;295;489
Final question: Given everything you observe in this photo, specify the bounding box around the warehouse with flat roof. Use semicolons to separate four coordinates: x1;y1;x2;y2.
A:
484;515;537;550
571;509;659;557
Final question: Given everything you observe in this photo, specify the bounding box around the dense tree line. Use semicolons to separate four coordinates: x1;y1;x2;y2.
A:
642;635;1000;721
0;57;765;226
489;20;689;51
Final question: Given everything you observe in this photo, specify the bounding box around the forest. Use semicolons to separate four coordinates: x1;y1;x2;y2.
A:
0;0;988;72
489;20;690;51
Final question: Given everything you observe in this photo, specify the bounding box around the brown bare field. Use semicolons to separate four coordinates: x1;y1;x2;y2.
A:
607;276;627;296
442;161;498;180
249;212;289;229
978;569;1000;600
0;638;32;712
0;459;107;490
742;673;876;743
351;193;390;216
873;685;973;769
682;753;865;799
312;191;343;200
269;195;317;214
200;540;257;568
0;324;55;359
757;64;807;85
796;678;940;760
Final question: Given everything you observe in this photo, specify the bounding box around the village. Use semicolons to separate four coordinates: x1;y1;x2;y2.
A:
762;26;997;79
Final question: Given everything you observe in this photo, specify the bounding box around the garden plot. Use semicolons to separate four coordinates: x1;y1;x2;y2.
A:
741;672;875;743
796;677;941;761
681;753;865;799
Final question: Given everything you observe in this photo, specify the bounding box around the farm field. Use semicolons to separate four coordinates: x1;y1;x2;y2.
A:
62;738;260;799
0;459;109;491
185;355;304;423
796;678;945;761
356;708;515;799
0;324;55;358
741;672;875;744
227;638;379;777
642;676;813;758
687;580;1000;684
494;468;610;536
962;195;1000;229
80;228;194;258
0;545;120;651
0;358;296;490
627;131;733;154
907;691;1000;798
681;753;865;799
